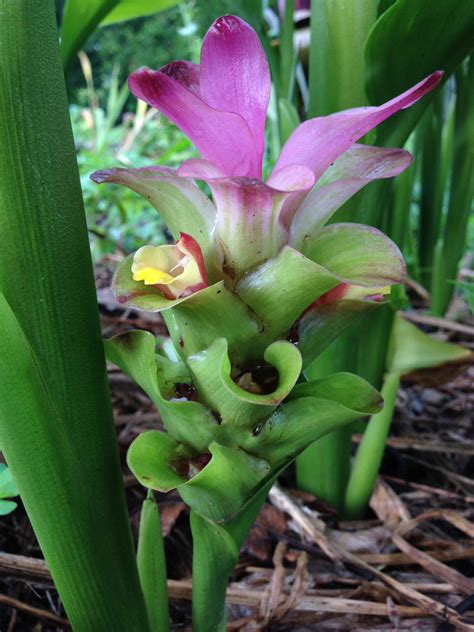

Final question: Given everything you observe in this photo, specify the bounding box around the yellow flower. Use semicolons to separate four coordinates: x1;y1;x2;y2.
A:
131;233;207;299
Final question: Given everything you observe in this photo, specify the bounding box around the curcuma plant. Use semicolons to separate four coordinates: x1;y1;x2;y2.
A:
93;16;440;631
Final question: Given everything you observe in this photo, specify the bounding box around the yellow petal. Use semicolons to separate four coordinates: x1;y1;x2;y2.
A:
345;285;390;300
132;267;175;285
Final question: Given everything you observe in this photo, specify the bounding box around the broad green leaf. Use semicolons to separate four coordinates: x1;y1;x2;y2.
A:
387;316;470;374
137;493;170;632
309;0;378;117
61;0;181;70
365;0;474;145
186;338;302;428
101;0;180;25
60;0;120;70
0;297;147;630
1;3;148;628
0;464;18;516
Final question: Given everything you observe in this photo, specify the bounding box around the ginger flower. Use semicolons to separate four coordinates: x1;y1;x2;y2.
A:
131;233;207;299
92;14;441;361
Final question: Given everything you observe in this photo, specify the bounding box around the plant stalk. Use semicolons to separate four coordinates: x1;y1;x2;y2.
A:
137;492;170;632
343;372;400;519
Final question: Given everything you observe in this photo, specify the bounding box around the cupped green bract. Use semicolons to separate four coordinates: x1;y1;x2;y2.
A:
186;338;302;427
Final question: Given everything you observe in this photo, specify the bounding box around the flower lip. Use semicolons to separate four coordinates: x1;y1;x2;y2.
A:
131;233;207;300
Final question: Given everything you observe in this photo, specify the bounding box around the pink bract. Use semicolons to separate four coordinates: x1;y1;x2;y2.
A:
96;14;442;299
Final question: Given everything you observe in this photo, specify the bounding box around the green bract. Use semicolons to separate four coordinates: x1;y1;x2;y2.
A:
106;327;382;524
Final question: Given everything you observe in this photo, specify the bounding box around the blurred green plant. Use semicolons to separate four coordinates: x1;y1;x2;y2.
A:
0;463;19;516
60;0;181;70
72;51;197;259
294;0;474;514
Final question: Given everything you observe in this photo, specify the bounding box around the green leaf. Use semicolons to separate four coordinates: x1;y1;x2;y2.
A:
365;0;474;146
0;499;17;516
1;3;148;628
308;0;378;116
186;338;302;428
61;0;181;70
0;463;19;500
60;0;120;70
101;0;180;25
0;297;147;630
387;316;470;374
137;493;170;632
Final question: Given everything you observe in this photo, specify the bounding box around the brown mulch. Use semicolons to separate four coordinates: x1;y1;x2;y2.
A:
0;258;473;631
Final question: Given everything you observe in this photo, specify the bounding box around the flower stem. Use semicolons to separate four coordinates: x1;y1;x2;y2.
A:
190;483;272;631
343;372;400;519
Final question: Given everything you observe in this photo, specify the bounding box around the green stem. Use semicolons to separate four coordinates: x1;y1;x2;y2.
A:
295;334;357;510
190;483;272;632
343;372;400;519
137;492;170;632
0;2;148;629
296;429;352;512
